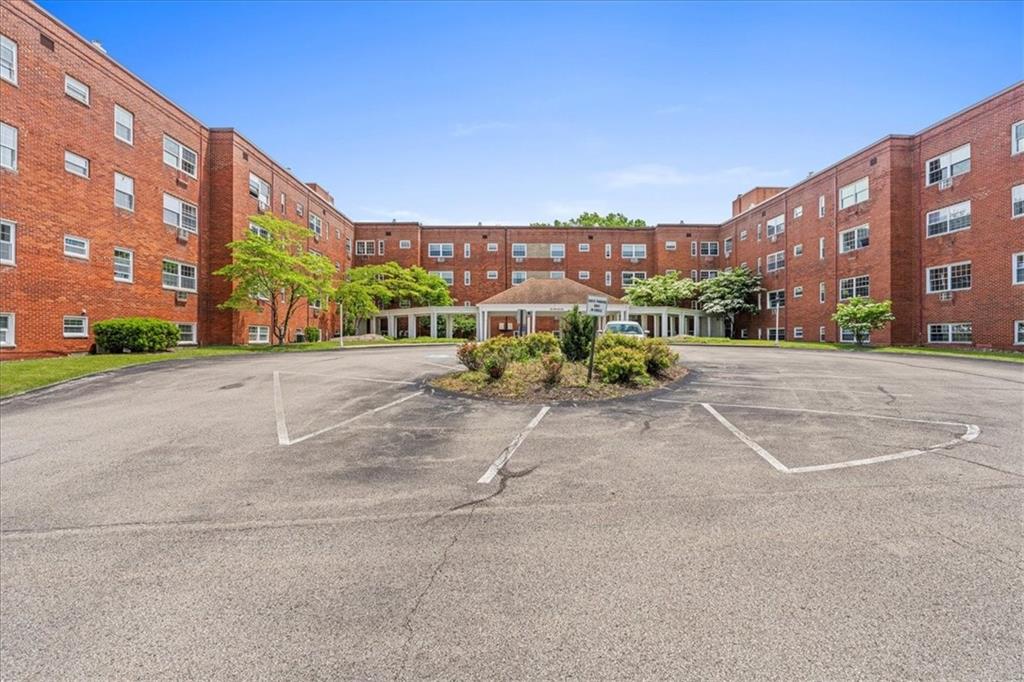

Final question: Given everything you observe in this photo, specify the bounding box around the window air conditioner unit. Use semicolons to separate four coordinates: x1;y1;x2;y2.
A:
313;234;320;242
629;258;638;264
175;290;189;303
769;234;778;242
258;199;269;211
515;257;524;263
939;177;953;190
553;257;562;263
437;257;446;263
176;228;189;243
939;291;954;301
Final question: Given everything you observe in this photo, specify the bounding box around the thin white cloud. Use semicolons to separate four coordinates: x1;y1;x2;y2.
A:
598;164;789;189
451;121;515;137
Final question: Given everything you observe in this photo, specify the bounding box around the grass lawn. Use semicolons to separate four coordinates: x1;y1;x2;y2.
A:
666;336;1024;363
0;337;459;398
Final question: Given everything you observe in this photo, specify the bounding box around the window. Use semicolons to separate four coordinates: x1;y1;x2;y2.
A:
927;262;972;293
113;248;133;282
300;213;318;238
756;258;761;274
690;241;697;256
818;195;826;218
622;243;647;259
512;243;527;259
550;271;565;280
248;325;270;344
345;237;352;254
793;327;804;339
1014;121;1024;155
177;323;196;345
486;270;498;280
819;237;825;259
839;275;870;300
162;260;197;291
926;144;970;185
163;135;197;177
793;286;803;298
64;74;90;105
757;225;762;241
64;151;89;177
460;243;469;258
1015;321;1024;345
0;34;16;85
464;271;471;285
926;201;971;237
839;224;870;253
1014;253;1024;285
819;282;826;304
724;238;733;256
840;328;866;344
163;194;198;233
550;243;566;259
793;206;803;219
665;240;677;251
691;269;698;280
377;240;384;255
355;240;374;256
399;239;412;249
0;219;14;264
296;203;304;217
0;122;16;170
578;270;590;280
605;244;612;259
573;242;589;253
767;289;785;309
512;271;527;285
1013;185;1024;219
429;271;454;286
605;271;612;286
740;230;748;241
487;242;498;252
114;172;134;211
247;173;270;207
819;326;826;342
622;271;647;286
839;177;869;209
699;241;719;256
0;312;12;346
114;105;133;144
766;214;785;238
767;328;786;341
428;243;454;258
63;316;88;338
63;235;89;259
766;250;785;272
928;323;973;344
700;270;719;280
249;222;270;239
793;244;803;257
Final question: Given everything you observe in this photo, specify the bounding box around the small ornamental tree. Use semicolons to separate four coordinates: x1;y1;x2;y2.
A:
560;305;596;362
530;212;647;228
697;267;763;338
214;214;337;346
831;297;895;346
624;272;700;307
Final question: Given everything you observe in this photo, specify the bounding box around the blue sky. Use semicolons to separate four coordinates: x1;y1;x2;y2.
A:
43;1;1023;225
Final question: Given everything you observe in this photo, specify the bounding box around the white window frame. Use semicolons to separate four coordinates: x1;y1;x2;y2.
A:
622;243;647;259
113;247;133;283
0;218;14;265
925;144;970;186
512;243;527;259
766;215;785;238
700;270;719;281
248;173;271;208
428;242;454;259
64;151;90;178
793;326;804;339
578;270;590;280
177;323;197;345
162;259;198;292
64;74;90;105
621;271;647;286
1012;184;1024;219
819;326;826;342
739;230;748;241
928;323;973;344
605;271;612;286
399;239;412;249
429;270;454;286
793;286;803;298
377;239;384;254
63;315;89;338
0;122;16;171
819;282;826;304
793;244;803;257
486;270;498;280
0;34;17;85
818;195;826;218
767;327;786;341
163;135;198;177
63;235;89;260
550;271;565;280
767;289;785;309
0;312;13;347
1014;121;1024;155
487;242;498;252
665;240;677;251
550;243;566;259
578;242;591;253
839;177;869;209
839;224;870;253
699;241;719;256
114;105;134;144
839;275;870;301
793;206;803;219
512;271;527;285
309;213;322;237
114;172;134;211
464;271;471;286
249;222;270;239
163;194;198;233
839;328;867;344
690;241;697;256
1016;320;1024;346
1013;252;1024;286
766;250;785;272
248;325;270;345
355;240;374;256
926;261;972;294
926;201;971;237
819;236;826;259
723;237;733;256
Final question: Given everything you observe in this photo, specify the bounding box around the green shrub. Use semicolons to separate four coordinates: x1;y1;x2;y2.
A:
476;336;528;364
457;341;481;370
594;346;648;384
451;315;477;339
642;338;678;376
560;306;595;362
596;332;644;352
540;351;564;384
304;326;321;343
93;317;181;353
483;353;509;379
522;332;560;358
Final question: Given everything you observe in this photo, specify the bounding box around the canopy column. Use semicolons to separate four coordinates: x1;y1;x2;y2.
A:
446;314;453;340
429;313;438;338
407;314;416;339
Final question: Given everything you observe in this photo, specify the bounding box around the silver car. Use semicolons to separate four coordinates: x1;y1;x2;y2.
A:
602;321;648;337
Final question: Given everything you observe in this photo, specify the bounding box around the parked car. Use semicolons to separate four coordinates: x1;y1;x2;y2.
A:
602;321;648;337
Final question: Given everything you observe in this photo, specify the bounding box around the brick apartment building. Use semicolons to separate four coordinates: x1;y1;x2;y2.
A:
0;0;1021;356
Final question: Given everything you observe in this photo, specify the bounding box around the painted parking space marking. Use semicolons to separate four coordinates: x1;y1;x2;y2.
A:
278;370;416;385
652;397;979;474
478;406;551;484
687;381;912;397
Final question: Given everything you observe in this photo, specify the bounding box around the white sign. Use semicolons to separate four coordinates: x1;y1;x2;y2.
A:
586;295;608;317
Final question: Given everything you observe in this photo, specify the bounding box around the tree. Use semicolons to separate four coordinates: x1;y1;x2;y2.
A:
697;267;763;338
560;305;595;362
335;262;453;335
530;212;647;228
831;297;895;346
214;214;337;346
624;272;701;307
335;280;379;334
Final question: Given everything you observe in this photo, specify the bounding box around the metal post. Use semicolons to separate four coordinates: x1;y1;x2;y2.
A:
586;316;598;384
338;302;344;348
774;304;780;347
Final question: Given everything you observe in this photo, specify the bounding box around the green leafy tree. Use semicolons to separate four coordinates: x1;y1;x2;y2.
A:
531;212;647;228
560;305;596;362
624;272;701;307
697;267;763;338
335;280;379;334
342;262;453;309
831;297;895;346
214;214;336;346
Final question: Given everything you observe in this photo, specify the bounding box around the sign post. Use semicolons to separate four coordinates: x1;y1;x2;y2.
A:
339;301;344;348
585;295;608;383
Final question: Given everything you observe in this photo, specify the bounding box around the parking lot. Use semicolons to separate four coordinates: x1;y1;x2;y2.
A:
1;345;1022;679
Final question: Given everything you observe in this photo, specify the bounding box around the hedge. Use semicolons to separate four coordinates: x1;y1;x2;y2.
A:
93;317;181;353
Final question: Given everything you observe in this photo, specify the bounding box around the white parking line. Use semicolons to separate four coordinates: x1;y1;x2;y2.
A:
286;392;424;446
701;403;789;472
277;371;416;385
273;371;290;446
478;406;551;484
423;360;460;370
688;381;912;397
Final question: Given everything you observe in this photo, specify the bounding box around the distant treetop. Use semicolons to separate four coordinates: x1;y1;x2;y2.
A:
530;212;647;228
